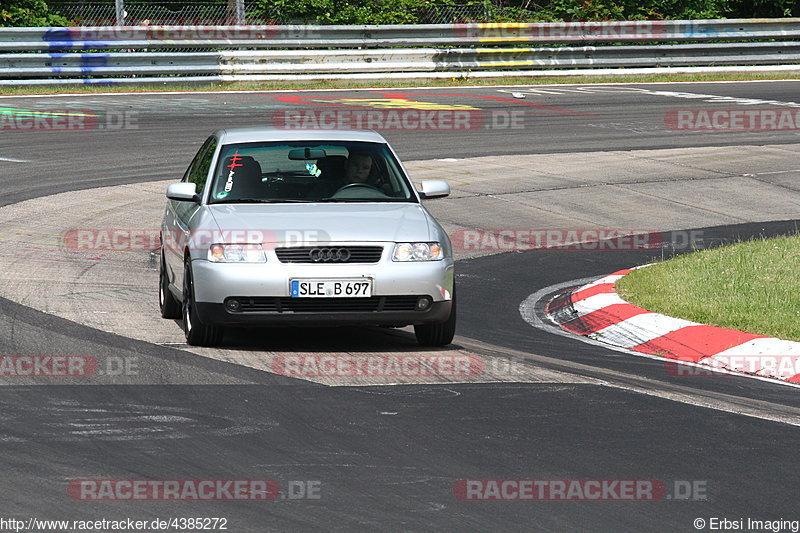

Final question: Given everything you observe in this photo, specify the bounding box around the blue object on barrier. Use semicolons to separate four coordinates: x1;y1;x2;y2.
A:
44;29;112;50
42;28;74;42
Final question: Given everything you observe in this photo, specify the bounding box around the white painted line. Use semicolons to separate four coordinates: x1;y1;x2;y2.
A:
0;157;30;163
0;78;798;100
754;169;800;176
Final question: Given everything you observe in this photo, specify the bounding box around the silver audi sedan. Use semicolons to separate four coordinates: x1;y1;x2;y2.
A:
159;127;455;347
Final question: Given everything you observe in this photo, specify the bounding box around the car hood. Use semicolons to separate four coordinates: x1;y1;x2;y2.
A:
205;202;432;243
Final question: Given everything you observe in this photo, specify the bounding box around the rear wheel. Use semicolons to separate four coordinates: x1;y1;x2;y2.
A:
159;251;181;319
414;288;456;347
182;259;224;346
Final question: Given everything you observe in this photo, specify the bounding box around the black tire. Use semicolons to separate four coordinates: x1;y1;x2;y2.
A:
159;251;181;319
414;288;457;347
182;259;224;347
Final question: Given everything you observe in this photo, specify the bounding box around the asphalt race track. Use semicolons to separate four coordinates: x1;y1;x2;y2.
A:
0;81;799;531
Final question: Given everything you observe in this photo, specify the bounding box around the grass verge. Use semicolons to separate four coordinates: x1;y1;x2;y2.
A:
616;233;800;342
1;70;800;96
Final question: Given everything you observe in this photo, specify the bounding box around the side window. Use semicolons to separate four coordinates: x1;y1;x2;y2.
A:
182;136;217;193
182;138;210;182
188;137;218;193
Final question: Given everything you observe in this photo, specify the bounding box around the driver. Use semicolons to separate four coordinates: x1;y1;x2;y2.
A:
309;152;382;199
343;152;373;184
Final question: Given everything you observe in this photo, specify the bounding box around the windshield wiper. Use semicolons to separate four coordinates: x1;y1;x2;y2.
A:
211;198;311;204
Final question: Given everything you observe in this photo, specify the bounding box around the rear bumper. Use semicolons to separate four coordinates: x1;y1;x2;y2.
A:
195;300;452;327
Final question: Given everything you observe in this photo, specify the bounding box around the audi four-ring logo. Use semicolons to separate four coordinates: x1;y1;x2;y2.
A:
309;247;351;262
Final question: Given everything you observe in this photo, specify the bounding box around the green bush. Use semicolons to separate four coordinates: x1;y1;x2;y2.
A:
256;0;430;24
253;0;796;23
1;0;797;27
524;0;732;21
517;0;795;20
0;0;68;26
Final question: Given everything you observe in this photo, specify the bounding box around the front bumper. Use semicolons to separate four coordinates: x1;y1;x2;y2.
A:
190;249;454;327
195;299;452;327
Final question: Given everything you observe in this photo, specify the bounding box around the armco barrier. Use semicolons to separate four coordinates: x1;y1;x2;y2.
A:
0;19;799;84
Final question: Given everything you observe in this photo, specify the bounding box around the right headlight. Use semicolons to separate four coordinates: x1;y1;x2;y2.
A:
392;242;444;262
208;243;266;263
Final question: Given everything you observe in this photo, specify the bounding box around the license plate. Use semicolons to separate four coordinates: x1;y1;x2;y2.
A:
291;279;372;298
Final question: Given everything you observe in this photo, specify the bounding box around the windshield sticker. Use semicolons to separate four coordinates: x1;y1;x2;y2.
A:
305;162;321;177
215;191;229;199
224;151;243;193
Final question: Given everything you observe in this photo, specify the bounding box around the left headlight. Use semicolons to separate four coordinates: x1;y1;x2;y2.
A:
208;243;267;263
392;242;444;261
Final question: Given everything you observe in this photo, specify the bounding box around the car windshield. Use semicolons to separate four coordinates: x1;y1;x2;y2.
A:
208;140;417;204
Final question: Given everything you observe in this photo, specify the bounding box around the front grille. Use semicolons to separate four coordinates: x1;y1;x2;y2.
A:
275;246;384;263
232;296;420;313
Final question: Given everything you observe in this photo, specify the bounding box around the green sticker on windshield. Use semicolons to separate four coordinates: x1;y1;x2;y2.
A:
215;191;229;199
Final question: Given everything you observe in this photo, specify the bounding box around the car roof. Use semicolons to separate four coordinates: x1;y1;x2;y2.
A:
215;127;389;144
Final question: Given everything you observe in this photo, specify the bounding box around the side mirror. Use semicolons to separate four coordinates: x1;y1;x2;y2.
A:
166;182;199;203
418;179;450;199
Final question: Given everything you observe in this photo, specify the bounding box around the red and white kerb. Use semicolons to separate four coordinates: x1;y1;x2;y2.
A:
547;268;800;383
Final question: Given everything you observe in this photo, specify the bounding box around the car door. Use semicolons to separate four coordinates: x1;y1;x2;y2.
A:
164;135;218;295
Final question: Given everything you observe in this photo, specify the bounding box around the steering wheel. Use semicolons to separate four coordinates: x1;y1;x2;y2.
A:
335;182;385;193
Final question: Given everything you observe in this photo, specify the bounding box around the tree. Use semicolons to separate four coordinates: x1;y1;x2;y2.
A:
0;0;68;26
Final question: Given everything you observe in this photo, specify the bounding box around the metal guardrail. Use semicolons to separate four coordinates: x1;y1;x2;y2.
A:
3;20;800;50
3;42;799;78
1;19;799;84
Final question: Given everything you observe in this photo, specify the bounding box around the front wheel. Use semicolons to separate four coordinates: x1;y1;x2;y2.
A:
414;289;456;347
182;259;224;346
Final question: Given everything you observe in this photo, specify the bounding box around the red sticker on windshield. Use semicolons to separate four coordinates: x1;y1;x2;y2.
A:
224;150;243;193
227;151;243;171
